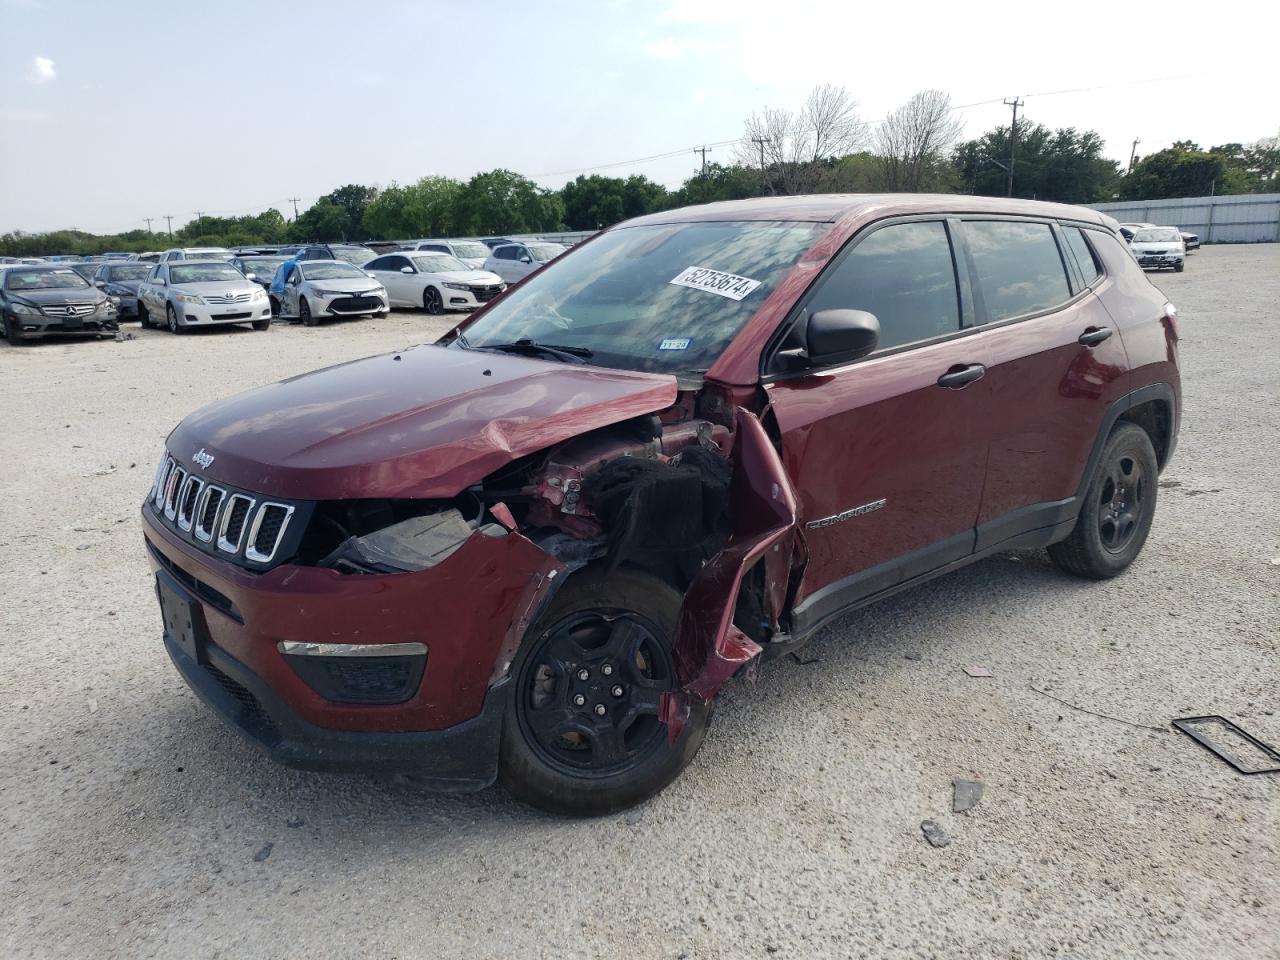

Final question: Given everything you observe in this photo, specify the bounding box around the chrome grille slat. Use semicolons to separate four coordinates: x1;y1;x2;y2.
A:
216;493;256;554
163;467;187;520
244;503;295;564
176;475;204;533
193;485;225;543
203;292;252;304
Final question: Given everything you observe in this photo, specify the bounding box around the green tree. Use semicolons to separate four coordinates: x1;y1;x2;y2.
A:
1121;142;1226;199
560;175;626;230
323;184;378;240
288;198;353;242
953;121;1120;202
362;176;462;239
454;169;563;234
671;163;761;206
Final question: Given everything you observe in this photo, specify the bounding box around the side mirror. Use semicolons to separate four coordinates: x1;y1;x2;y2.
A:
244;272;257;280
94;279;106;288
519;255;532;264
156;278;167;286
400;266;414;274
366;271;377;278
805;309;880;365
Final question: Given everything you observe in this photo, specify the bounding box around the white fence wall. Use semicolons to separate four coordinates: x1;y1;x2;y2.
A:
1087;193;1280;243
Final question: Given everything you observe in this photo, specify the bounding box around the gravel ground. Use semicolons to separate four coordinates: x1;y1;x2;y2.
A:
1;245;1277;960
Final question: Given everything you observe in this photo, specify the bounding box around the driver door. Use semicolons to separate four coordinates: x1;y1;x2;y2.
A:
282;265;302;316
763;219;990;632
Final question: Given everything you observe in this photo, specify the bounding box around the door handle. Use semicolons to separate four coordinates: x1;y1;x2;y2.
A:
937;363;986;389
1078;326;1113;346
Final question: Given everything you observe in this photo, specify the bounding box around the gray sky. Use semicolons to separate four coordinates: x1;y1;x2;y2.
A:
1;0;1276;234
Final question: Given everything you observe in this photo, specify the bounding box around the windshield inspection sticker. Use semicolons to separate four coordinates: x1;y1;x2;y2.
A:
669;265;762;302
659;337;692;351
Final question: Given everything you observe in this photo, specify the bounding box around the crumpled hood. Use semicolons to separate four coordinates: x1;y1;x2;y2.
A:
10;287;107;306
167;344;678;501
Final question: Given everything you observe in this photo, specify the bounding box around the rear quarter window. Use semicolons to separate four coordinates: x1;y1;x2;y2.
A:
1062;226;1102;286
965;220;1071;322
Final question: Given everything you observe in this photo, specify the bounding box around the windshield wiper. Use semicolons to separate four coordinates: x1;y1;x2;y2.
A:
475;339;594;364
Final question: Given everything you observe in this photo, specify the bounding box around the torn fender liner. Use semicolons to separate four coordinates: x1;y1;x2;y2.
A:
662;408;800;734
584;441;732;585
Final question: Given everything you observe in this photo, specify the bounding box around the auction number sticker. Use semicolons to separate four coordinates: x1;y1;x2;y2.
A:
669;265;762;302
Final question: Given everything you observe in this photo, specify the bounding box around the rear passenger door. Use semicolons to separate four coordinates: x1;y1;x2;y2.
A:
958;219;1130;548
764;219;991;630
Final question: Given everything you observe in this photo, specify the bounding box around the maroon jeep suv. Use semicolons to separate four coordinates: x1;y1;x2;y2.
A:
142;195;1180;815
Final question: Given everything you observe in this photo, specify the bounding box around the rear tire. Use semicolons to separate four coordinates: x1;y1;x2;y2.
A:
1049;423;1158;580
499;566;709;817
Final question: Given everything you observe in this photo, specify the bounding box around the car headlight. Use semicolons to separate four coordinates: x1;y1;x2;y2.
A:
443;282;471;291
175;292;204;305
9;302;40;315
311;289;341;298
250;288;267;301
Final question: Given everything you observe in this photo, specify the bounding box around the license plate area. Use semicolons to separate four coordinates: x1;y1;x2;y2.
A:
157;571;208;664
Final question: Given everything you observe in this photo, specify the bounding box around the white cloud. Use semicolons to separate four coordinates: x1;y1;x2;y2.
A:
644;38;683;60
26;56;56;84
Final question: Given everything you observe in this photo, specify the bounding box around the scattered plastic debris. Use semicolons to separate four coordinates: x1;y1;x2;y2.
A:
963;665;993;678
953;779;984;813
920;820;950;848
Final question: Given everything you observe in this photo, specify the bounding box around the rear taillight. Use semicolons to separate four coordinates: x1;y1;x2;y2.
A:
1163;302;1179;340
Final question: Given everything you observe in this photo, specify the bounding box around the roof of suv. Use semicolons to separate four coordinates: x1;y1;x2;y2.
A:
625;194;1115;228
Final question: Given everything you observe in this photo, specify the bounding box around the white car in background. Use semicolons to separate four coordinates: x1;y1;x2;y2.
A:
1128;226;1185;272
159;247;235;262
404;239;493;269
482;241;567;285
276;260;390;326
363;251;505;314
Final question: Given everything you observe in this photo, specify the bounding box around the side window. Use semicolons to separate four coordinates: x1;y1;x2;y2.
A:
494;246;514;260
288;267;300;284
389;256;411;271
1062;226;1102;286
365;256;388;271
149;266;161;282
425;244;448;253
805;220;961;352
965;220;1071;322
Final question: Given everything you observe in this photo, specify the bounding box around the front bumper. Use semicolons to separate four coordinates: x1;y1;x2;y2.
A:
1137;254;1183;268
175;300;272;326
142;502;563;776
442;285;503;311
5;313;117;338
313;293;389;316
113;295;139;317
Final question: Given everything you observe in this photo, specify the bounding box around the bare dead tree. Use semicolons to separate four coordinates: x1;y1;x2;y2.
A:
874;89;963;192
737;84;868;194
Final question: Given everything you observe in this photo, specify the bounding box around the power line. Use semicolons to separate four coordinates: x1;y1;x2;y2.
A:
531;139;738;178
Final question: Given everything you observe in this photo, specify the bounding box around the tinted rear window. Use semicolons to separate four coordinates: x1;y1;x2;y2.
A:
965;221;1071;322
806;220;960;351
1062;227;1102;286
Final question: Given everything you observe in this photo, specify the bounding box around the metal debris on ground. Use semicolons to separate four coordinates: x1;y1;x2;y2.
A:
963;665;993;678
1172;716;1280;775
253;843;274;862
920;819;951;848
789;651;822;666
953;779;984;813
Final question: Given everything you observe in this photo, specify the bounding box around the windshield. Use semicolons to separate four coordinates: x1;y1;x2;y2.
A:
170;264;244;284
69;263;99;279
5;268;91;290
242;258;284;275
332;246;374;266
107;264;151;281
450;241;490;260
1133;228;1181;243
301;262;367;281
187;249;233;261
528;244;564;262
414;254;468;274
458;220;825;374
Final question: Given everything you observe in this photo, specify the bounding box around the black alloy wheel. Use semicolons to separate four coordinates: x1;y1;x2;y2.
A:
299;298;316;326
1096;451;1145;553
424;286;444;315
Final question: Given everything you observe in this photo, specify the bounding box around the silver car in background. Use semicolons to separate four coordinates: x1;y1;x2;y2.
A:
1129;226;1186;273
275;260;389;326
136;260;272;332
404;238;493;269
482;241;567;285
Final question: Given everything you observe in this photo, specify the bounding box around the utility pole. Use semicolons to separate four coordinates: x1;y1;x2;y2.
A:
693;146;711;175
751;136;772;193
1128;138;1140;174
287;197;302;220
193;211;204;234
143;217;154;234
1003;97;1024;197
163;215;173;236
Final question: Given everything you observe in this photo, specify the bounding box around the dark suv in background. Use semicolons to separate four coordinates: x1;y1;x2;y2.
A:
142;195;1179;815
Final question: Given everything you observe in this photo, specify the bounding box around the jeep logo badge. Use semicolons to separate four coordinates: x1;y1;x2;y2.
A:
192;448;215;469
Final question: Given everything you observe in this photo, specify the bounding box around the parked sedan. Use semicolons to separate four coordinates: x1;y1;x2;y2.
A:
276;260;389;326
230;255;287;294
292;243;376;267
482;241;567;285
364;251;505;314
1179;230;1201;252
1;265;118;344
1129;227;1185;272
92;261;154;319
136;261;272;333
404;239;492;269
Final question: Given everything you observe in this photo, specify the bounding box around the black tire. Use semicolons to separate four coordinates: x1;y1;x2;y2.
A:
252;317;271;331
137;302;150;328
300;298;316;326
6;317;24;346
1049;422;1158;579
1174;261;1185;273
268;295;280;317
499;566;709;817
166;305;182;334
424;286;444;315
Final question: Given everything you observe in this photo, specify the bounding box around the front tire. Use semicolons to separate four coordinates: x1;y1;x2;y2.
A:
6;317;24;346
166;305;182;334
300;297;316;326
424;286;444;315
252;317;270;331
138;302;151;328
499;567;709;817
1174;261;1185;273
1049;423;1158;579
